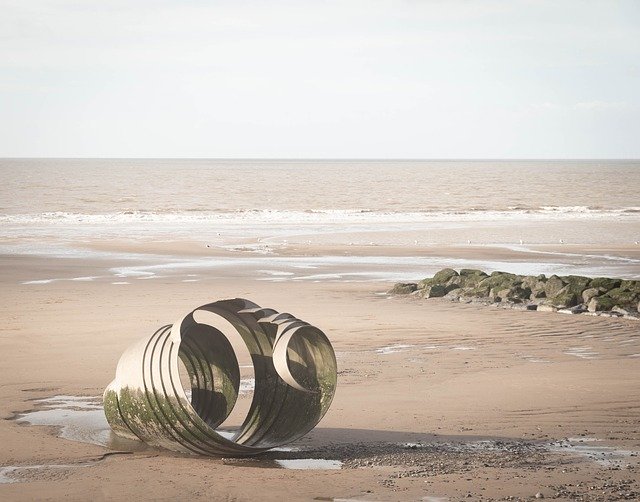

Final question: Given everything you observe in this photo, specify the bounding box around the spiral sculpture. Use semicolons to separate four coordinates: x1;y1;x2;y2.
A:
103;298;337;456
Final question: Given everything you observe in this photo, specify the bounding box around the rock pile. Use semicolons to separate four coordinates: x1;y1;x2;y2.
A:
389;268;640;319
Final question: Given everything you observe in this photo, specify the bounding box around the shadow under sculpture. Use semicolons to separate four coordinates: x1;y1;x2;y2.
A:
104;298;337;456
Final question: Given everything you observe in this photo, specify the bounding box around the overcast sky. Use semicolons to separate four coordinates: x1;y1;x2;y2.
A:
1;0;639;158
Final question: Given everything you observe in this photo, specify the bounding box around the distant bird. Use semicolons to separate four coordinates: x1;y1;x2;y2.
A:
519;239;524;245
414;239;418;245
635;241;639;245
467;239;471;245
216;232;221;236
206;244;210;248
559;239;564;244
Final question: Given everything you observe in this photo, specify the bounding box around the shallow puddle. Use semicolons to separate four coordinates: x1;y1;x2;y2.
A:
274;459;342;470
0;461;96;484
225;457;341;470
14;395;143;450
14;394;306;466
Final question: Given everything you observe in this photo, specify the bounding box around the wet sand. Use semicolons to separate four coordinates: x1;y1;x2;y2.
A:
1;247;639;501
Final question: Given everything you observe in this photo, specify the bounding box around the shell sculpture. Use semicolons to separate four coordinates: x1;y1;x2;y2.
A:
104;298;337;456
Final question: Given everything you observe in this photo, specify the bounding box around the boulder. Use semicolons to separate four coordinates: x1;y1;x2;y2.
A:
497;285;532;303
544;275;566;298
459;268;487;278
423;284;447;298
389;283;418;295
445;283;461;294
582;287;603;304
563;275;591;295
432;268;459;284
620;279;640;294
530;281;547;299
496;288;511;302
537;305;557;312
588;295;617;312
479;272;521;293
588;277;621;291
464;285;491;298
444;289;462;301
605;287;640;309
418;268;460;289
457;269;489;288
521;275;539;289
546;285;578;308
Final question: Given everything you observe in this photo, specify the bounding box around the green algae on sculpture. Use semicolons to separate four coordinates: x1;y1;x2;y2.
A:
103;299;337;456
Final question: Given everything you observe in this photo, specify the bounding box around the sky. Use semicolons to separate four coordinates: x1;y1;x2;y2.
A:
1;0;639;158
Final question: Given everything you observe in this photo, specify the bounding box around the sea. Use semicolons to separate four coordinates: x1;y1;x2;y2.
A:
2;159;639;280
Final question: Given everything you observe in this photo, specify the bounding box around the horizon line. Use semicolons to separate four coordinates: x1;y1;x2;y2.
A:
1;157;640;162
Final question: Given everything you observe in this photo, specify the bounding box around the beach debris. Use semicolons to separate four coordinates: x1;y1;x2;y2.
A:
104;298;337;456
390;269;640;319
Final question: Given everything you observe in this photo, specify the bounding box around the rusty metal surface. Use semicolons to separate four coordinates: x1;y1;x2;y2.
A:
103;298;337;456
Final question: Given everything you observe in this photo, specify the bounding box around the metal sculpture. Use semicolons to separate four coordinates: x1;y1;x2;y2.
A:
103;298;337;456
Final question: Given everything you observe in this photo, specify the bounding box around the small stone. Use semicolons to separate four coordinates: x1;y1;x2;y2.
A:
535;493;544;499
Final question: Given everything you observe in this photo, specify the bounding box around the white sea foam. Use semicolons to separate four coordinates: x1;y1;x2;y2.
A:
2;206;640;226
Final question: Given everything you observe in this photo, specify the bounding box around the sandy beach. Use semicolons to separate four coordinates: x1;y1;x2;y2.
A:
3;0;640;495
1;240;639;501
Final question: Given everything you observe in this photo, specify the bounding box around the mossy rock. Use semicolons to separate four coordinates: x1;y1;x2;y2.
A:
582;287;603;304
544;275;566;297
588;277;621;291
530;281;547;299
620;280;640;294
417;278;433;289
457;270;489;288
418;268;460;289
424;284;447;298
521;276;539;289
605;287;640;308
432;268;459;283
479;272;521;292
562;275;591;294
497;285;532;303
588;295;617;312
464;285;491;298
547;285;578;308
389;283;418;295
445;283;461;293
459;269;488;278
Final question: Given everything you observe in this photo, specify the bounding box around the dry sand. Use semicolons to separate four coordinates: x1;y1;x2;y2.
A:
0;246;639;501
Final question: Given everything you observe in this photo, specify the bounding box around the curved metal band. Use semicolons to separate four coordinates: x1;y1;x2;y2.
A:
104;298;337;456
